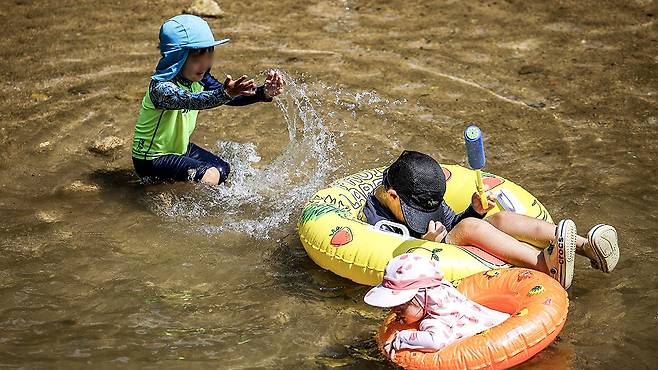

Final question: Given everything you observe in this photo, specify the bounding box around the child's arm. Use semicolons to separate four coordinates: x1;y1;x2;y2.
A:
227;86;272;106
150;80;233;111
443;187;497;230
201;72;273;106
390;319;453;353
422;203;482;242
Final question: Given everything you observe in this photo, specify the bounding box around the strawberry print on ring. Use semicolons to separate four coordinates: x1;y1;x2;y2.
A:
329;226;353;247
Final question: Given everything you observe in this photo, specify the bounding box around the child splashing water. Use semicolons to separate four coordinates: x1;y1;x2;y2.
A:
132;15;284;185
364;253;510;359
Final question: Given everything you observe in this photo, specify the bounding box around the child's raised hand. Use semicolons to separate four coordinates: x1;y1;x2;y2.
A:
422;220;447;242
471;186;496;215
223;74;256;97
264;70;285;98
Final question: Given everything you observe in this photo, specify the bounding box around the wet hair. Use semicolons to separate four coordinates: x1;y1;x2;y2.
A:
188;46;215;57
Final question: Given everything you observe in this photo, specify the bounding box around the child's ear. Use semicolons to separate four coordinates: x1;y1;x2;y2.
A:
387;188;398;200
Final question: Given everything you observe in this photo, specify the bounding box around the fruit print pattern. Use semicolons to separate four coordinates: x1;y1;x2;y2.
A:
329;226;353;247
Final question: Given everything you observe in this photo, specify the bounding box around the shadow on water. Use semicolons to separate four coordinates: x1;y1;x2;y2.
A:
86;168;142;193
265;235;399;368
266;235;361;301
313;336;395;370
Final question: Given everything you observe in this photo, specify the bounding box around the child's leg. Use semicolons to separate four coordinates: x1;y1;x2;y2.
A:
446;217;577;288
445;218;549;272
148;154;220;184
485;212;621;273
484;211;589;255
185;143;231;183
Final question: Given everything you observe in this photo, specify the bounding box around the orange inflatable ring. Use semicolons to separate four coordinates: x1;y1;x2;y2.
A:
377;268;569;370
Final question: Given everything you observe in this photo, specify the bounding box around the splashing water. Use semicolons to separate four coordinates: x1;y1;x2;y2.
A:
147;72;339;239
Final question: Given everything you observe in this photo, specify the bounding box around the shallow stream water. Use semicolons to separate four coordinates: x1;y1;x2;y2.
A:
1;0;657;369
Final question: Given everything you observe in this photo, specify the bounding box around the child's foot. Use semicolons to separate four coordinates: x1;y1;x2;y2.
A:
543;219;577;289
584;224;619;273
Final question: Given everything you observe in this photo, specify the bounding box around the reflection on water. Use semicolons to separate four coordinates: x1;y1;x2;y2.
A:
0;0;657;369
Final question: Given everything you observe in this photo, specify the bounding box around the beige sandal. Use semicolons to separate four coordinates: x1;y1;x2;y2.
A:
585;224;619;273
543;219;577;289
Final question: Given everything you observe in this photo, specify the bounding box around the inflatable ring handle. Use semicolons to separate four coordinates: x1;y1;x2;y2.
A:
372;220;411;239
496;188;526;214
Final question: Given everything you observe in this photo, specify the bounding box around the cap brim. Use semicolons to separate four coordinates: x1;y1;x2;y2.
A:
187;38;231;49
400;200;443;235
364;284;418;308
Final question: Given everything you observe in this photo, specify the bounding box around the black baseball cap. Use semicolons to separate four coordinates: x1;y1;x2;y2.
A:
382;151;447;235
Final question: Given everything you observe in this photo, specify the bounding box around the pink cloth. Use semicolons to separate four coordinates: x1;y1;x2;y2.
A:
364;253;509;353
391;281;510;352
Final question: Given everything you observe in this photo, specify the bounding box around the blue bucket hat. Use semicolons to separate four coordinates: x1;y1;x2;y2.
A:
152;14;230;81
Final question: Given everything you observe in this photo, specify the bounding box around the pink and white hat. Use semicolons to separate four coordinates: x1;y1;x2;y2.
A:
364;253;445;308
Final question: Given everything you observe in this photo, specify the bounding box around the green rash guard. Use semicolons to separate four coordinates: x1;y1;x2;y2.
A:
131;80;203;160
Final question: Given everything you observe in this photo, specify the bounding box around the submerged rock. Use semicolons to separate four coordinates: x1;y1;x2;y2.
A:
184;0;225;18
518;65;544;75
65;180;100;193
88;135;125;156
526;101;546;109
31;92;50;102
35;210;62;223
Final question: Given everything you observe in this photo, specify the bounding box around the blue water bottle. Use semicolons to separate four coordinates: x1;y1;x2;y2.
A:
464;124;488;208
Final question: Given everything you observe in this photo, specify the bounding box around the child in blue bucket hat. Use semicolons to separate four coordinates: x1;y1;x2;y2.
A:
132;14;284;185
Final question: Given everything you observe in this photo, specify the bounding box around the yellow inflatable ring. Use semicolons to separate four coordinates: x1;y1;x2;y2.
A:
297;165;553;285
